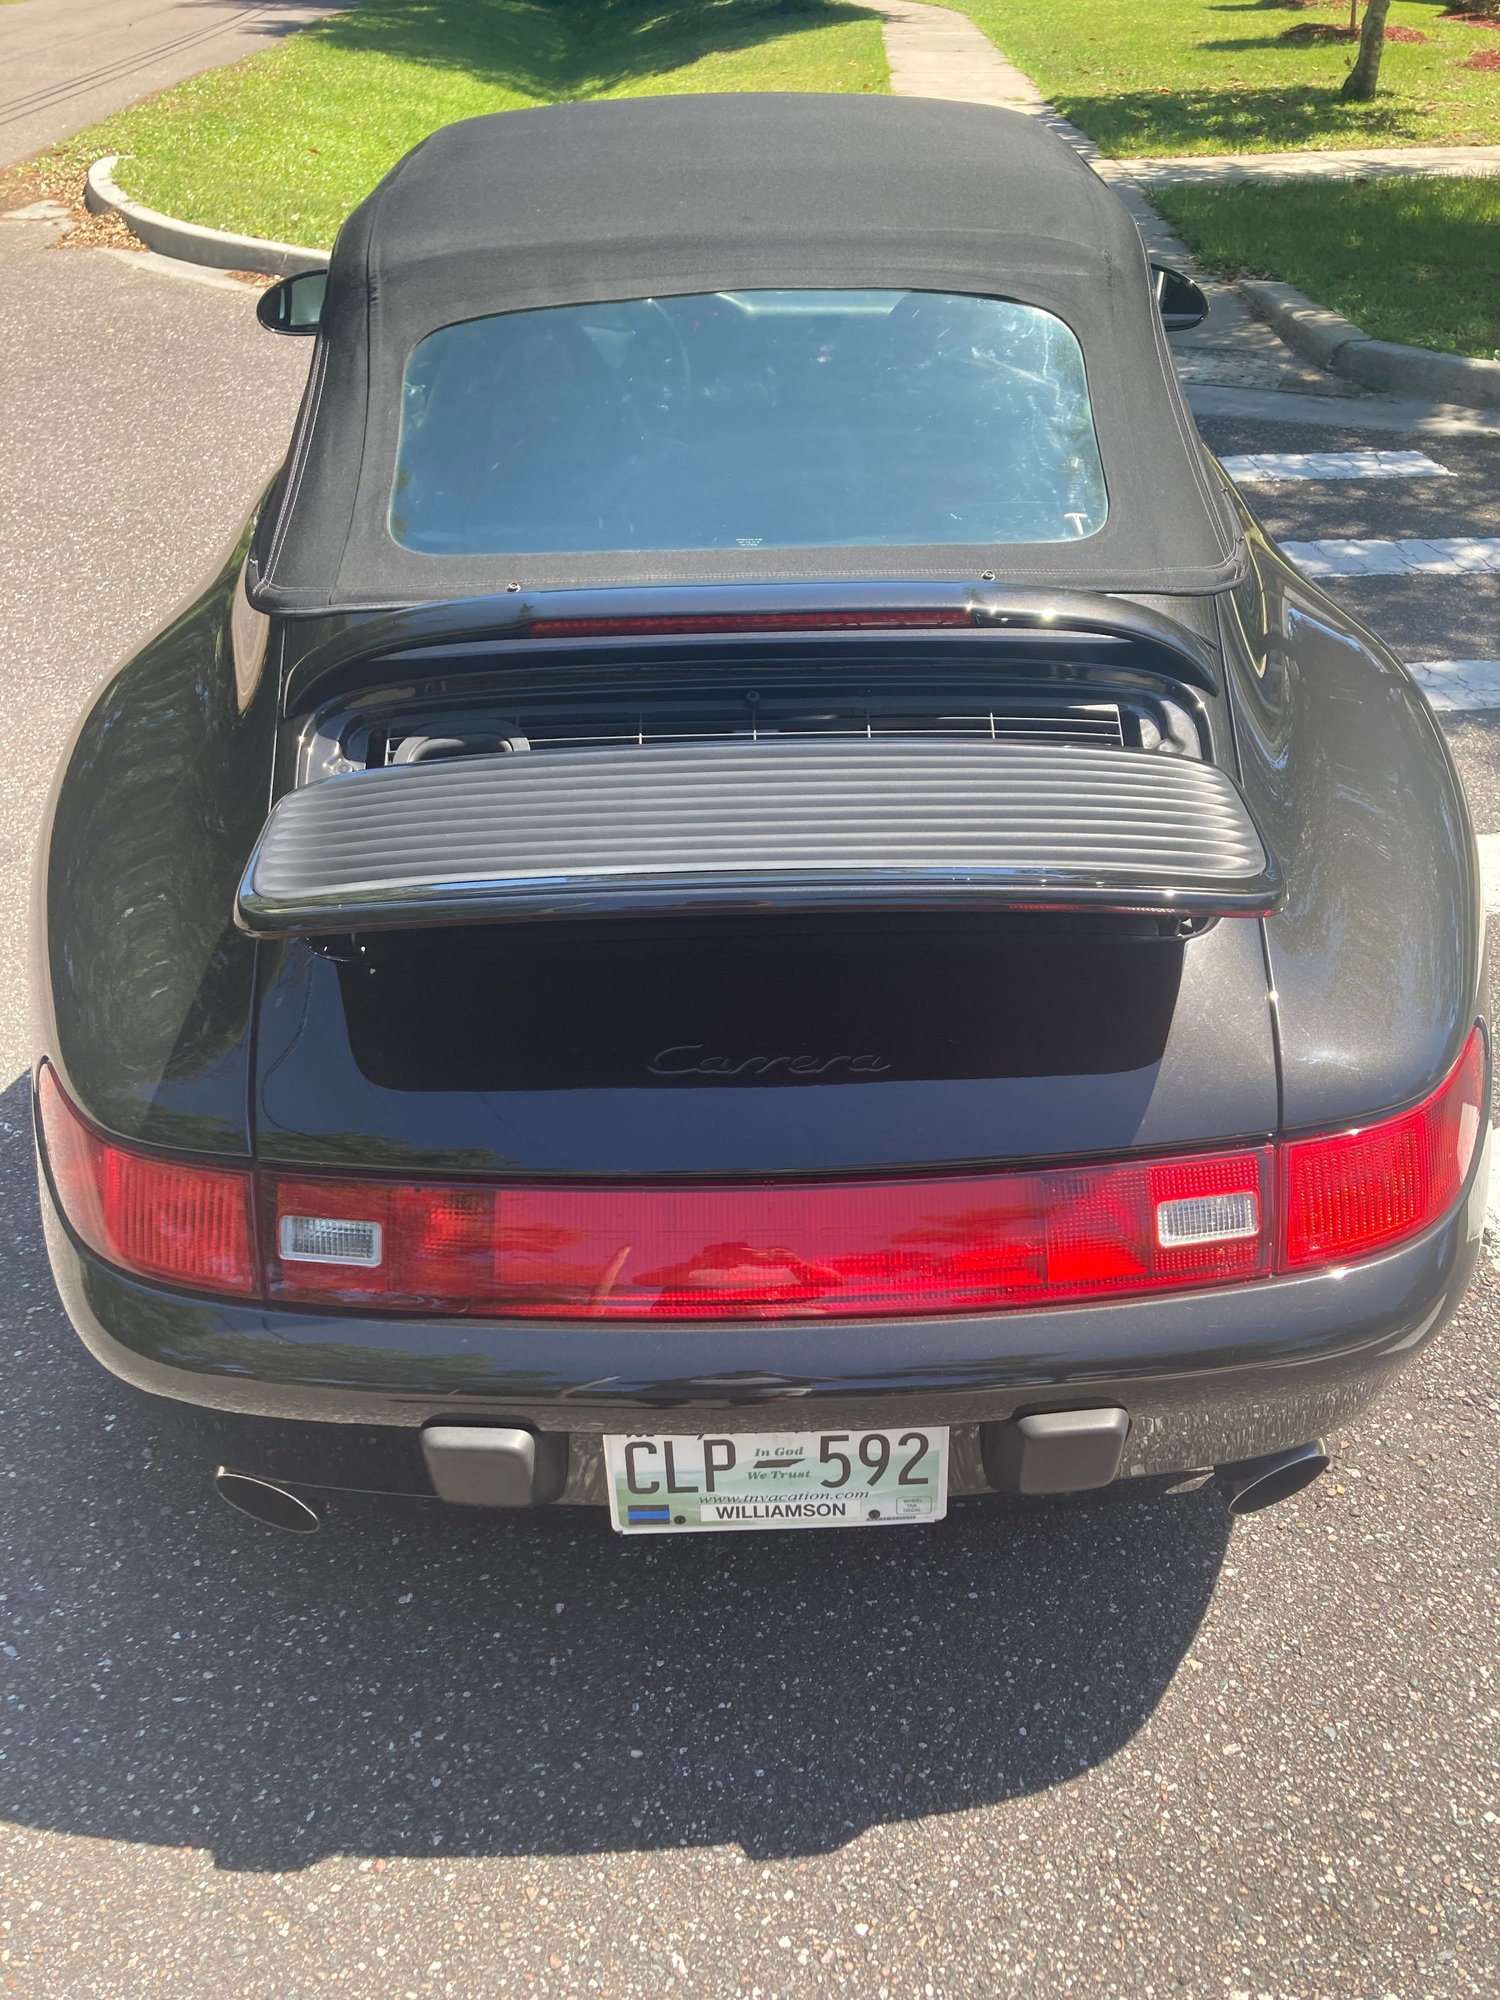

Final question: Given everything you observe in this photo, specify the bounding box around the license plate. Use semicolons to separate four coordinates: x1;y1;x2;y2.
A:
603;1426;948;1534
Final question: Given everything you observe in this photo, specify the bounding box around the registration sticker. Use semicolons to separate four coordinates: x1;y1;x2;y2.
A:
603;1427;948;1534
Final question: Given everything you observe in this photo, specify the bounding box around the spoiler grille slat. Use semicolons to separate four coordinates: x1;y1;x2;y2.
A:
236;738;1280;935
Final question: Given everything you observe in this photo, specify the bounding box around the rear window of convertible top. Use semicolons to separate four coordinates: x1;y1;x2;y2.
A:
388;290;1108;557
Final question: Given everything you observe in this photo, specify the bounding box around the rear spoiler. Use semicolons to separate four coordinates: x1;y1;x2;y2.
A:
279;584;1224;710
235;738;1280;937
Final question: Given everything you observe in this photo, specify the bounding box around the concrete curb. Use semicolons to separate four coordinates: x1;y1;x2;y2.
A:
84;156;324;277
1240;278;1500;413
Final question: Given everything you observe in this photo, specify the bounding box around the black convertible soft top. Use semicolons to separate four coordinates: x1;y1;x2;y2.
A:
251;93;1245;613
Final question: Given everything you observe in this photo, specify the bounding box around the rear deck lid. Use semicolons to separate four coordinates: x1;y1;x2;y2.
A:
251;908;1278;1177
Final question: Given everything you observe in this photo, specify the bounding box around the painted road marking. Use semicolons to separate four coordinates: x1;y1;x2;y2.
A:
1406;662;1500;712
1478;835;1500;913
1483;1120;1500;1275
1221;450;1450;483
1285;538;1500;577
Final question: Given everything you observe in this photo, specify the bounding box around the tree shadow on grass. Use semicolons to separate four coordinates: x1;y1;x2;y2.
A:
0;1071;1230;1872
1199;30;1363;48
299;0;884;101
1055;85;1432;155
1210;0;1455;12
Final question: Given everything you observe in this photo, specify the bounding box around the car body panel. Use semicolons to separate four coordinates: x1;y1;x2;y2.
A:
31;534;1487;1497
249;912;1279;1178
1222;496;1484;1131
32;526;275;1156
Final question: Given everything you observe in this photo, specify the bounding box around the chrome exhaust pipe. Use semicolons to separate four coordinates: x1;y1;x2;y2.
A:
214;1468;321;1533
1215;1441;1329;1515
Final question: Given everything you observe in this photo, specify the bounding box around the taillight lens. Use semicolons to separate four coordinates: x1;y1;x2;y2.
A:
36;1065;255;1296
37;1028;1486;1319
265;1152;1272;1319
1280;1026;1486;1268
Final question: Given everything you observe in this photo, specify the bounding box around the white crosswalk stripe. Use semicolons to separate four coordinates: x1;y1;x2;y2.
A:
1220;450;1450;483
1224;450;1500;716
1283;538;1500;577
1476;835;1500;914
1405;662;1500;712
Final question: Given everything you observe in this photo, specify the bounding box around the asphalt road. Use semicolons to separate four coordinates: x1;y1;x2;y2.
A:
0;0;343;168
0;218;1496;1999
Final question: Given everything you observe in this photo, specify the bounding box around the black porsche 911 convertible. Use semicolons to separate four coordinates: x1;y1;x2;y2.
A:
34;94;1487;1536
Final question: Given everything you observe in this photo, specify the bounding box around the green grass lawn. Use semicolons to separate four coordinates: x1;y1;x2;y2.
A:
955;0;1500;154
59;0;887;247
1157;174;1500;358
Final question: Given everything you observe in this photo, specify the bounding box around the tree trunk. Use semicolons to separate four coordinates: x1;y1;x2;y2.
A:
1341;0;1391;99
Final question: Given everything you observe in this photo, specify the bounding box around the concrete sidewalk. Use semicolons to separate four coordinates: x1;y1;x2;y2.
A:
1113;144;1500;190
0;0;343;169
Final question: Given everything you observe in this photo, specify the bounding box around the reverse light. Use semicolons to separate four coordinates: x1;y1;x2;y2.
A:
279;1213;383;1266
1155;1189;1259;1248
37;1025;1486;1319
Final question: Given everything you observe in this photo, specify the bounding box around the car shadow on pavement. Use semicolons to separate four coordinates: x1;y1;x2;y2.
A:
0;1074;1231;1871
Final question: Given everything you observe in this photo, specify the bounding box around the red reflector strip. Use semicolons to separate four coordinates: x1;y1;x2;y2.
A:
37;1027;1486;1319
266;1152;1272;1320
1280;1026;1486;1268
526;610;975;639
36;1065;255;1297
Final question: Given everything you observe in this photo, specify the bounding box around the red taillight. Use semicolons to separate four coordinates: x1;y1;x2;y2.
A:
38;1029;1486;1319
37;1065;255;1296
1280;1026;1486;1268
265;1152;1272;1319
526;610;974;639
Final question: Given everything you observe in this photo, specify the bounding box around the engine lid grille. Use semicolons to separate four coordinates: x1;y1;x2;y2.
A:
383;692;1129;764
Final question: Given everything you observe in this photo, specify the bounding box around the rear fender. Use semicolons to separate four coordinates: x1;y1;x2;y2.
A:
32;517;278;1151
1224;517;1484;1130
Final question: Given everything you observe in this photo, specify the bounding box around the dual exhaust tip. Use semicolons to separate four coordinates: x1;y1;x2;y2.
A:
212;1439;1330;1534
214;1469;320;1534
1213;1441;1329;1515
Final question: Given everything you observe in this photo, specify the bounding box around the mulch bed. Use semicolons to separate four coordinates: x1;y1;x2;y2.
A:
0;156;138;250
1280;19;1427;37
1462;42;1500;62
1441;9;1500;27
0;155;267;278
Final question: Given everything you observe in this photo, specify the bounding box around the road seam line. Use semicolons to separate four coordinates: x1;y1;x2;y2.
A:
1406;663;1500;713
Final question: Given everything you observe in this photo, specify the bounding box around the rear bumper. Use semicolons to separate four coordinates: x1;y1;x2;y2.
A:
39;1136;1488;1504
